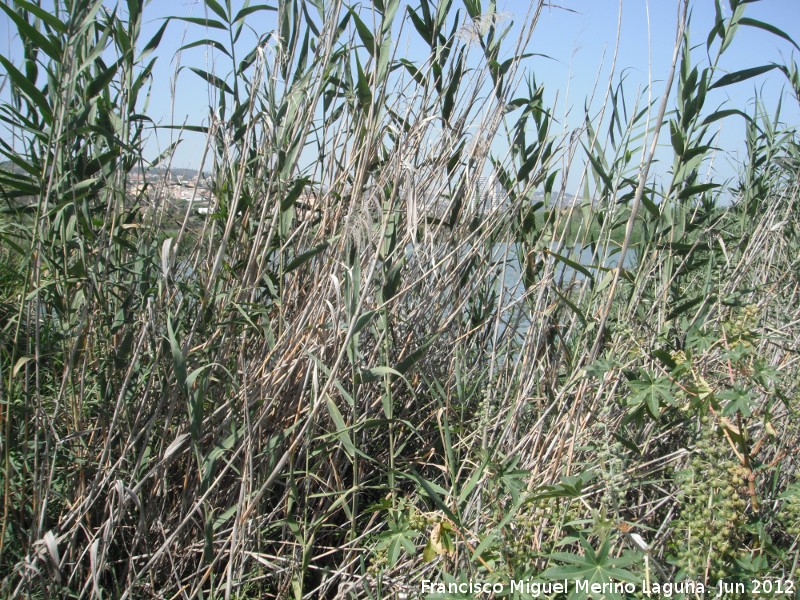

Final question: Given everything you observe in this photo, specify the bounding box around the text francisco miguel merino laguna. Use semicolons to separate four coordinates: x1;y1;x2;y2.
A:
419;577;787;597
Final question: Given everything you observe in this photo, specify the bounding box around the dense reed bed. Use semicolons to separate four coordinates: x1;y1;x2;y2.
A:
0;0;799;597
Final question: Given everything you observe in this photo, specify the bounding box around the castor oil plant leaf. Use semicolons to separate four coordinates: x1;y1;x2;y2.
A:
627;373;675;420
719;386;753;417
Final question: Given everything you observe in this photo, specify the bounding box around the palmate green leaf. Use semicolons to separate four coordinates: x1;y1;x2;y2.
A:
379;521;417;568
627;372;675;419
719;386;753;417
543;538;640;600
533;472;594;500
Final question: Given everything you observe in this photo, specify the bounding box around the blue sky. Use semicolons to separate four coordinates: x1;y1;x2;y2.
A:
500;0;800;187
1;0;798;189
136;0;799;186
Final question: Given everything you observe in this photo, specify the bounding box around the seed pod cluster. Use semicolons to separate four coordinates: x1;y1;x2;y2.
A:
671;417;748;581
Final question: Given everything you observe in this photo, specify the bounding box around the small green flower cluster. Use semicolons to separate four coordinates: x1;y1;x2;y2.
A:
613;321;646;360
778;484;800;538
672;418;748;581
671;349;688;366
367;507;433;575
592;408;630;512
504;502;545;567
367;546;388;575
503;496;584;571
408;508;438;532
724;303;760;347
477;388;495;432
